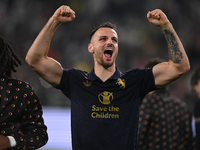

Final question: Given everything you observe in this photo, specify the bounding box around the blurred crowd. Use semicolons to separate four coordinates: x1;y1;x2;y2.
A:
0;0;200;110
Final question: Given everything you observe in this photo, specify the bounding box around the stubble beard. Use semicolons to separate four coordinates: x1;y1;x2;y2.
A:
95;55;116;69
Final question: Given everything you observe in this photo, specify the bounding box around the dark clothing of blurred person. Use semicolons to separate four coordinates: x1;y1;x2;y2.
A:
137;88;194;150
194;100;200;150
0;36;48;150
137;58;194;150
191;67;200;150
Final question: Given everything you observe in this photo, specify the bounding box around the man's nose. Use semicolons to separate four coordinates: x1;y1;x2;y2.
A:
107;38;114;44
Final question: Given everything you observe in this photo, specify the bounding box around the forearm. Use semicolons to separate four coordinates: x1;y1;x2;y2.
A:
25;17;60;66
12;126;48;150
26;5;75;67
0;135;10;149
162;23;190;74
148;9;190;87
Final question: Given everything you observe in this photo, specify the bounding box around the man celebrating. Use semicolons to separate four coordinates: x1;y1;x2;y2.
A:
25;5;190;150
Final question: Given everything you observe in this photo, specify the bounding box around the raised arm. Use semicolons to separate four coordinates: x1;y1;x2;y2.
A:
25;5;75;87
147;9;190;88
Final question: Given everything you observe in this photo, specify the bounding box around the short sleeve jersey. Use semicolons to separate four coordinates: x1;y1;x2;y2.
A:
56;67;156;150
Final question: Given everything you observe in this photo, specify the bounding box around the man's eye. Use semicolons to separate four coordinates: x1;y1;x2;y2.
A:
112;39;118;42
100;38;106;41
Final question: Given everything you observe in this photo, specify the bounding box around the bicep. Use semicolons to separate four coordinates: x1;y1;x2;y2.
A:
152;61;183;88
31;57;63;87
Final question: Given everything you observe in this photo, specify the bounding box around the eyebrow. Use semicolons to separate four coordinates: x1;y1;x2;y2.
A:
99;36;107;38
99;36;118;39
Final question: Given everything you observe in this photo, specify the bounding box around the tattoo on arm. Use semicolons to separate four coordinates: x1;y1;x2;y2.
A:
164;30;183;64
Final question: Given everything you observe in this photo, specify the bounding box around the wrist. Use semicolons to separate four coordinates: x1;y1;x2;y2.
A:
7;136;17;147
49;17;62;28
160;22;173;30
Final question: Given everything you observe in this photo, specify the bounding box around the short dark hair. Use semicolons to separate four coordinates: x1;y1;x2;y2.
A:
191;66;200;87
143;57;165;68
89;22;117;41
0;36;21;77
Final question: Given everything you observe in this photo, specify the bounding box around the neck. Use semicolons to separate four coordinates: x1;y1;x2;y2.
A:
94;64;116;82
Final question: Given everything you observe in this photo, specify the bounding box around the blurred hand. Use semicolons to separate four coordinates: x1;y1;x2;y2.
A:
0;135;10;150
147;9;170;30
52;5;76;23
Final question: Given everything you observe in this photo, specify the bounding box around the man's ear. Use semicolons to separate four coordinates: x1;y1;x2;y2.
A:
88;43;94;53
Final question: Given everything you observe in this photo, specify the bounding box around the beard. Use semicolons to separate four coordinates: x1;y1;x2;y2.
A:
94;52;117;69
101;61;114;68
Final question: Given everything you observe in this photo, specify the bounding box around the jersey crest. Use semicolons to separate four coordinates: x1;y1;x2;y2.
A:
116;78;126;89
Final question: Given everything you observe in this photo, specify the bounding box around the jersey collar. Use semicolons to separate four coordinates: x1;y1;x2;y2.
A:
88;67;122;82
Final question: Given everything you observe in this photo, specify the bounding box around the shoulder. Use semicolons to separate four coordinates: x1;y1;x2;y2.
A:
122;68;154;83
123;68;152;76
125;68;145;73
63;68;89;76
0;74;30;88
170;95;192;113
56;68;89;89
194;100;200;111
0;75;37;101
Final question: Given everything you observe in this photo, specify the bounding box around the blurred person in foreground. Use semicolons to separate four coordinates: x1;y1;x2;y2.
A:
25;5;190;150
0;36;48;150
137;57;194;150
191;67;200;150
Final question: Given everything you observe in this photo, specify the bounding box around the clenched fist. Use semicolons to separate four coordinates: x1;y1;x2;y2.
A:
147;9;171;30
52;5;76;23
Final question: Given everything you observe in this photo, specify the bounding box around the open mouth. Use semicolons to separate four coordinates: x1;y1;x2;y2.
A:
104;48;113;59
